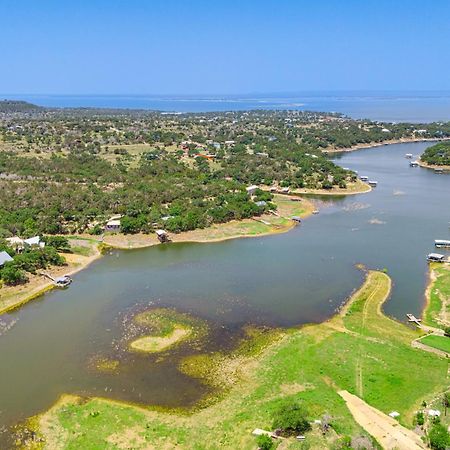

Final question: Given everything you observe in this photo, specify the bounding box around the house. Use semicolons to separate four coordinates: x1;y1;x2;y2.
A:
0;251;13;267
246;185;259;196
105;220;121;232
6;236;25;251
24;236;45;248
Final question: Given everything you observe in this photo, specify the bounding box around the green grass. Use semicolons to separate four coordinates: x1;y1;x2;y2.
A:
25;271;449;449
424;264;450;329
420;335;450;353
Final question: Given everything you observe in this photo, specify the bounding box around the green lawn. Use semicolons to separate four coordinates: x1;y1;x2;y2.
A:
25;271;449;449
420;335;450;353
423;264;450;329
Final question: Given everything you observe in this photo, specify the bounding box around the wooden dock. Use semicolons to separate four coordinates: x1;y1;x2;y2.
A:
406;313;422;326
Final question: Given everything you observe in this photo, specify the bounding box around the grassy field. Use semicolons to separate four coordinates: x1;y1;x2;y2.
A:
22;271;449;449
420;335;450;353
423;264;450;329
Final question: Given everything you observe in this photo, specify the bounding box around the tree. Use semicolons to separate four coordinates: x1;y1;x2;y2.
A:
429;423;450;450
256;434;275;450
272;402;311;437
443;392;450;416
0;264;28;285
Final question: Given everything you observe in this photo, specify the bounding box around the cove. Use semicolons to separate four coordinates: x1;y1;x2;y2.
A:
0;141;448;439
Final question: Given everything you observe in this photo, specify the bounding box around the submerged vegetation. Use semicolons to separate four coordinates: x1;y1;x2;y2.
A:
21;271;449;449
128;308;207;354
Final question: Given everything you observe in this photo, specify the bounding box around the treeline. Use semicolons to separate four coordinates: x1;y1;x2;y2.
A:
0;240;66;286
0;150;273;236
420;141;450;166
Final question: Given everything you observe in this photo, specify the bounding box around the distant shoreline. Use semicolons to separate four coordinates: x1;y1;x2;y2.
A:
323;137;449;154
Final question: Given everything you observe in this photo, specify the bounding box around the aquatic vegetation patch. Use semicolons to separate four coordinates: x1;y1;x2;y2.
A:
128;308;208;354
20;272;450;449
91;357;120;373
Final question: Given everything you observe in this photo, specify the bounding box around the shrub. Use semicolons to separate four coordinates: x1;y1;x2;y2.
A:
0;264;28;285
256;434;275;450
429;423;450;450
272;402;311;437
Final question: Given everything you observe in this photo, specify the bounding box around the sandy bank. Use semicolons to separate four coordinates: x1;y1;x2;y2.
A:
417;160;450;171
0;240;101;316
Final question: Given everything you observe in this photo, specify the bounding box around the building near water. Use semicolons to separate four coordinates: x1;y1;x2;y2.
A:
0;251;13;267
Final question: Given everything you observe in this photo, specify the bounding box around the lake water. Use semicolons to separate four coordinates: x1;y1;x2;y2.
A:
0;141;449;441
5;92;450;123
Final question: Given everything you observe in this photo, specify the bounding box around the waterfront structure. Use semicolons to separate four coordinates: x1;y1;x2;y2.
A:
155;229;169;243
105;219;121;232
427;253;446;262
435;240;450;248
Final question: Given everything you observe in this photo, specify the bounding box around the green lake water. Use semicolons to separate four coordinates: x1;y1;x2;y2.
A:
0;141;448;441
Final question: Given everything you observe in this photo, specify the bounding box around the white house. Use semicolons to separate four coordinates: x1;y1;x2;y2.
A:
0;251;13;267
105;220;121;232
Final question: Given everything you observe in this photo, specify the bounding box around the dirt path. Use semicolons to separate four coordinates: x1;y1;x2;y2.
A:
338;390;426;450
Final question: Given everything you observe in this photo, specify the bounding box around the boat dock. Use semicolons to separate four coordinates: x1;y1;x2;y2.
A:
406;313;422;326
435;239;450;248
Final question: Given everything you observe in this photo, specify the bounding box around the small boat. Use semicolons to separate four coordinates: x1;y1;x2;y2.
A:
312;210;319;215
360;175;369;182
435;240;450;248
434;168;444;174
368;181;378;187
409;161;419;167
405;153;413;159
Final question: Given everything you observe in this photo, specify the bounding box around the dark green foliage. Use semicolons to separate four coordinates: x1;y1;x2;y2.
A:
43;236;71;252
0;264;28;285
421;141;450;166
256;434;275;450
272;402;311;437
429;422;450;450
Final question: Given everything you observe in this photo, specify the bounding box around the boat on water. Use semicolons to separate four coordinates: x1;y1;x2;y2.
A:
360;175;369;182
435;239;450;248
434;168;444;174
368;181;378;187
405;153;413;159
409;161;419;167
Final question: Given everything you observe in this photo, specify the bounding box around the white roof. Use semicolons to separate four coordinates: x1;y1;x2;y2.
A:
0;251;13;266
246;185;258;191
24;236;40;245
428;409;441;417
389;411;400;418
155;229;167;236
106;220;121;226
6;236;24;245
428;253;445;259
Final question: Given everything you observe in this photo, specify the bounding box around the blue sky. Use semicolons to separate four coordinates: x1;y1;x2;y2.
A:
1;0;449;95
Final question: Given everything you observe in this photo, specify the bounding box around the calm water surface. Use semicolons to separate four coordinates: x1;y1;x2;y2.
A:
0;141;449;437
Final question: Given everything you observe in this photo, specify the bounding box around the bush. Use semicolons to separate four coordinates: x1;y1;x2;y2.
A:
272;402;311;437
43;235;71;252
256;434;275;450
429;423;450;450
0;264;28;285
415;411;425;426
